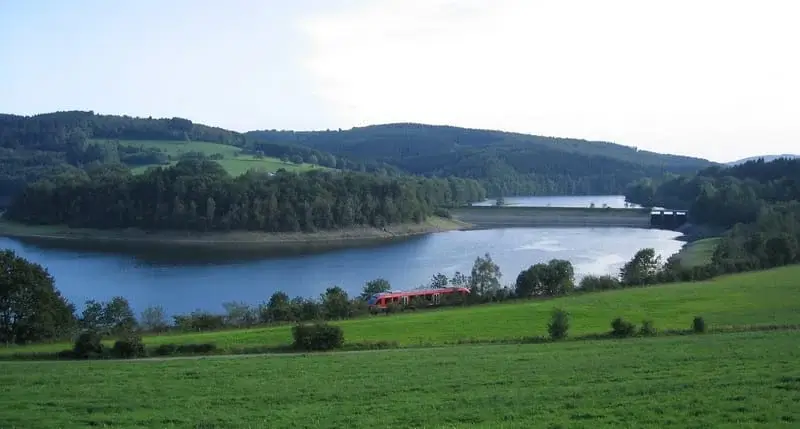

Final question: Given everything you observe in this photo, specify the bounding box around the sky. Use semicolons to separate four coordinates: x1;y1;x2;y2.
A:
1;0;798;163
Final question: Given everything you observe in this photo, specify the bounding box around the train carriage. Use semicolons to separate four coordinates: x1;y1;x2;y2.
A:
367;287;470;312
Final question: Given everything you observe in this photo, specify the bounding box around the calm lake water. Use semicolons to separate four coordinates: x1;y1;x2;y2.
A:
0;196;683;316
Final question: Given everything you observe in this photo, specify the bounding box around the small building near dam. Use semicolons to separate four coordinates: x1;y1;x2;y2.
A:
650;209;688;230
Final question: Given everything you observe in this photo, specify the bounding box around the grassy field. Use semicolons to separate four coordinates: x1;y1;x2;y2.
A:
94;139;323;176
4;265;798;355
675;237;721;267
1;330;797;428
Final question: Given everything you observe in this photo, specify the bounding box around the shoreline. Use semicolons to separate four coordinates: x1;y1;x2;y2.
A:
0;217;473;250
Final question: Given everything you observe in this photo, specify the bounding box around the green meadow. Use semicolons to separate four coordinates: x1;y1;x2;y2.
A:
94;139;323;176
4;265;798;355
676;237;722;268
1;331;797;428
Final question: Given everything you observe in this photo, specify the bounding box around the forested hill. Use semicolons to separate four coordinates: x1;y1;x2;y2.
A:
7;159;486;232
246;123;715;196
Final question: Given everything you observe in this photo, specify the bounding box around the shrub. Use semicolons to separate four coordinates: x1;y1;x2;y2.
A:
547;308;569;340
693;316;706;333
611;317;637;338
385;301;403;314
111;333;146;359
292;323;345;351
175;343;217;354
56;349;76;360
73;330;104;359
153;343;178;356
639;320;656;336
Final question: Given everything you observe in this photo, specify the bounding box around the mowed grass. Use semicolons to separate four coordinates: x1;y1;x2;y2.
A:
1;331;798;428
4;265;799;355
676;237;721;268
94;139;324;176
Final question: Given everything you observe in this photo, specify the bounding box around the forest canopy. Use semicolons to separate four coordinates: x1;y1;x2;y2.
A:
7;159;486;232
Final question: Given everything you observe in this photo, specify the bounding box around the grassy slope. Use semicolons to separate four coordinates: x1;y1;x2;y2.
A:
97;139;322;175
4;265;798;355
675;237;722;267
1;331;797;428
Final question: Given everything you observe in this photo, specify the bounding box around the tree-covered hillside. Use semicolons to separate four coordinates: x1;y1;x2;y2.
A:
7;159;485;232
246;123;715;196
0;111;396;201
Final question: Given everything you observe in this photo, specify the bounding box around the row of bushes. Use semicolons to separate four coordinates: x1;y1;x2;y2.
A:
546;310;707;341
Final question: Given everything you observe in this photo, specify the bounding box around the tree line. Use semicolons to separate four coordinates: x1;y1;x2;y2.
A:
7;159;486;232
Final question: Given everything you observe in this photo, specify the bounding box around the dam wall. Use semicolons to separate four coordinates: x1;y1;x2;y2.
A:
450;206;653;229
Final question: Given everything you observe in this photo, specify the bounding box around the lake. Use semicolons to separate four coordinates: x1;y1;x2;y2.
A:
0;196;684;316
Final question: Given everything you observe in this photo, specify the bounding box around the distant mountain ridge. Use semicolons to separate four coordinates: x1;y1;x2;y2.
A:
726;154;798;166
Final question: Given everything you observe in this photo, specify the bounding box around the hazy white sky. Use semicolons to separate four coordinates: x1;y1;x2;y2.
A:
1;0;798;162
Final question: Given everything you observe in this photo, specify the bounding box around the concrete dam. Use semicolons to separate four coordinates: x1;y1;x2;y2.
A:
450;206;687;230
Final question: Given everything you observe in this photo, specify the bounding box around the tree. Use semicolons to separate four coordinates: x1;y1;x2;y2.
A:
264;291;294;322
140;305;169;332
222;301;256;327
0;250;76;345
429;273;448;289
361;278;391;300
620;248;662;286
321;286;351;320
102;296;137;334
469;253;502;299
515;259;575;297
450;271;470;287
80;299;104;331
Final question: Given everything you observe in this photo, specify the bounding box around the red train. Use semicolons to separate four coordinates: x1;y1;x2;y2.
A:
367;286;470;312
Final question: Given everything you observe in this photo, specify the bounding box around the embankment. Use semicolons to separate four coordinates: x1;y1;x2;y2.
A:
0;216;470;252
450;206;652;229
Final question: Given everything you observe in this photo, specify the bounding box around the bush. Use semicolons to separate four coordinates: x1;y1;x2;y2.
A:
385;301;403;314
639;320;656;336
73;330;104;359
153;343;178;356
547;308;569;340
175;343;217;354
292;323;345;351
111;333;146;359
693;316;706;333
611;317;637;338
56;349;76;360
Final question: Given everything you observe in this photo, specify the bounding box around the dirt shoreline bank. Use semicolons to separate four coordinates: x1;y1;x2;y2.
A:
0;217;472;250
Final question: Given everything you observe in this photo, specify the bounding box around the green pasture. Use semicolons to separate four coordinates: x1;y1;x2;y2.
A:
93;139;323;176
1;330;797;428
